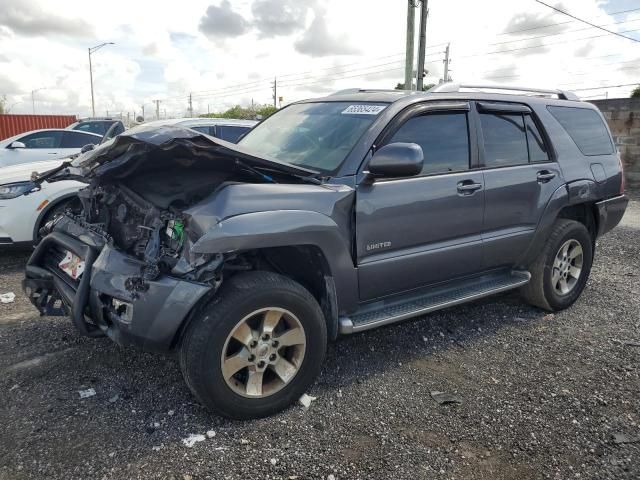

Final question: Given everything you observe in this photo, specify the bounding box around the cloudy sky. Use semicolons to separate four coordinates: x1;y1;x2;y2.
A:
0;0;638;119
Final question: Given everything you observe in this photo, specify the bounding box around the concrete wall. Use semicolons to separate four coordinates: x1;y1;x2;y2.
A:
590;98;640;188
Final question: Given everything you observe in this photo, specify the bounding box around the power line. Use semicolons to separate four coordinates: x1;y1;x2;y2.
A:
534;0;640;44
456;28;640;60
488;17;640;46
498;6;640;36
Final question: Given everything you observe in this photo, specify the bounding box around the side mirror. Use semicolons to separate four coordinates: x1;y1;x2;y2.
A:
367;142;424;178
8;141;26;149
80;143;95;153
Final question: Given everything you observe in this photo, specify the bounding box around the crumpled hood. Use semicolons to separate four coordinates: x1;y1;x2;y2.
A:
53;124;318;181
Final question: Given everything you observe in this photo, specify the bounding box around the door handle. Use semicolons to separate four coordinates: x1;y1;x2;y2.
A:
537;170;556;183
457;181;482;194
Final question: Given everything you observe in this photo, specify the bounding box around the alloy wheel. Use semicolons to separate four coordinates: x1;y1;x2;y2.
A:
220;307;306;398
551;239;584;295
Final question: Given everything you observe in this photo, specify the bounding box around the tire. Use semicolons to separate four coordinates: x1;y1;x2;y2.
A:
179;271;327;419
521;219;593;311
35;197;81;244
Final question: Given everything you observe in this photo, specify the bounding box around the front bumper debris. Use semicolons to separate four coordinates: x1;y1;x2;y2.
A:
23;229;212;351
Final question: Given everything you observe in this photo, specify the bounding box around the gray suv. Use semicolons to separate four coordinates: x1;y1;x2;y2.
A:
23;84;628;419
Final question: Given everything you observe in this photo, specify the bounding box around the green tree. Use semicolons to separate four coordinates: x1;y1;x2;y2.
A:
632;86;640;98
200;103;277;120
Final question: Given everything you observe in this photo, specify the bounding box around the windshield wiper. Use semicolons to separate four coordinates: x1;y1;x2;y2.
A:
235;159;277;183
253;165;324;185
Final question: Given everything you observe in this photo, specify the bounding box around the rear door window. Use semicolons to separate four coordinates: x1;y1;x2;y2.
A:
215;125;251;143
525;115;550;162
547;106;614;156
61;132;97;148
480;113;528;167
388;112;470;175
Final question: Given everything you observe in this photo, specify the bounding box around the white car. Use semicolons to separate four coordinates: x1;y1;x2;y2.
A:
0;159;84;246
0;129;102;169
0;118;257;246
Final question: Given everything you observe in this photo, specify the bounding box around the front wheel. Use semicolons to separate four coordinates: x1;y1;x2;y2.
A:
521;219;593;311
179;271;327;419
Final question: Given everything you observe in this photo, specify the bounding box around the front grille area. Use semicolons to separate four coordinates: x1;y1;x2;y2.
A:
42;244;81;290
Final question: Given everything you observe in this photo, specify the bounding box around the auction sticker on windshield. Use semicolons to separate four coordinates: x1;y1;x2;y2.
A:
58;251;85;280
342;105;386;115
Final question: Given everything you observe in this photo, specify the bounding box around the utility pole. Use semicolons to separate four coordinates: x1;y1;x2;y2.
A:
141;105;145;120
416;0;429;91
88;42;115;118
404;1;416;90
154;100;160;120
188;93;193;117
443;43;451;83
272;77;277;108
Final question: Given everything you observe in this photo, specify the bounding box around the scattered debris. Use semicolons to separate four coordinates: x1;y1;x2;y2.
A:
328;474;336;480
78;388;96;399
9;384;19;391
270;458;277;466
0;292;16;303
206;430;216;438
108;394;119;403
168;409;175;416
182;434;206;448
612;433;640;445
298;393;317;409
183;475;193;480
430;391;463;405
240;439;250;445
152;445;163;451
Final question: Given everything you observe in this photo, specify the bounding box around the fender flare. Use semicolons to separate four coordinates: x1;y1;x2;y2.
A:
517;179;599;267
192;209;359;313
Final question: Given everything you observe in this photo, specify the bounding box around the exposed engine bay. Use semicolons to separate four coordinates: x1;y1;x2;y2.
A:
36;125;324;288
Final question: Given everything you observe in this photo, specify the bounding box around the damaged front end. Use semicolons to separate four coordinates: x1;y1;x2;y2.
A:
23;125;321;350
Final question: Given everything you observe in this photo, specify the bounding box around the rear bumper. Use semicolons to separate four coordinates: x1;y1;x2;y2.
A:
23;230;212;351
595;194;628;237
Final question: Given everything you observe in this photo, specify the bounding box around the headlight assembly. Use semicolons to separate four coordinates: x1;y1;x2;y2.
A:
0;181;39;200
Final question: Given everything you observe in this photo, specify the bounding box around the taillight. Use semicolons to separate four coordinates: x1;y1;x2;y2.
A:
618;153;625;194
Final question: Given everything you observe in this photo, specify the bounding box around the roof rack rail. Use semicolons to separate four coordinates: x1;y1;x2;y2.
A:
329;88;406;96
428;83;580;101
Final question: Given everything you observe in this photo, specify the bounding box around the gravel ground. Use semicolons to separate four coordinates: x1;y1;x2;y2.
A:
0;200;638;480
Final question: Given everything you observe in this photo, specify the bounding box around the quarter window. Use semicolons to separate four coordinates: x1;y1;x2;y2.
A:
388;112;470;175
547;106;614;156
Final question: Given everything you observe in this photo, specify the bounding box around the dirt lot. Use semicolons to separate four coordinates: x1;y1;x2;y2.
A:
0;200;639;480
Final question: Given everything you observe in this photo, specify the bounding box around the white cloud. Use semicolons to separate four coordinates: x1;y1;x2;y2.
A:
0;0;638;118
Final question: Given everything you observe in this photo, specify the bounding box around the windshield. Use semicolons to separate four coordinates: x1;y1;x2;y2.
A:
238;101;387;173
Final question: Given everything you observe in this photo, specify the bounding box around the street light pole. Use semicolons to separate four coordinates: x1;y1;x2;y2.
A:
88;42;114;118
31;88;46;114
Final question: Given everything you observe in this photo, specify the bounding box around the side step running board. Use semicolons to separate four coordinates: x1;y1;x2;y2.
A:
339;270;530;334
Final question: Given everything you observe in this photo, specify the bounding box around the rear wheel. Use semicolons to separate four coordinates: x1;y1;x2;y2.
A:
521;219;593;311
179;271;327;419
